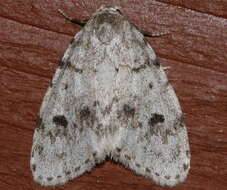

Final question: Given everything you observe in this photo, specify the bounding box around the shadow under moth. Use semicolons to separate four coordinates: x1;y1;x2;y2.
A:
31;5;190;187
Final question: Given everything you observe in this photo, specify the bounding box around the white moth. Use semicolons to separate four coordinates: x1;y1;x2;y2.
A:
31;6;190;187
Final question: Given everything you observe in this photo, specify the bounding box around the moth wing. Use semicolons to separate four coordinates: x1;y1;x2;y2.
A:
30;30;101;186
112;26;190;187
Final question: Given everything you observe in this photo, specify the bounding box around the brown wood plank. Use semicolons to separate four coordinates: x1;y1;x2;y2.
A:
0;1;226;190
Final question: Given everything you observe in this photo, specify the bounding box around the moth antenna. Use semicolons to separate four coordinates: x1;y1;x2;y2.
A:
142;29;170;37
58;9;87;26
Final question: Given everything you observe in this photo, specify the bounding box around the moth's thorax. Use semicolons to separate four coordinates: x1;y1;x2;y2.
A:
88;7;124;43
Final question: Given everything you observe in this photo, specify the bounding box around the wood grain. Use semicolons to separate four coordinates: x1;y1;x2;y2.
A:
0;1;226;190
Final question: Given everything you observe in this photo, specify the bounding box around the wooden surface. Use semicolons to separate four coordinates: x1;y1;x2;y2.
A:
0;0;227;189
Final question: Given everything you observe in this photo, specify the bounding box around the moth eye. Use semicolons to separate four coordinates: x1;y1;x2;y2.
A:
115;8;122;14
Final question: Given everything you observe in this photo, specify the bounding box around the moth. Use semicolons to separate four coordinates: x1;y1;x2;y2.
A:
31;5;190;187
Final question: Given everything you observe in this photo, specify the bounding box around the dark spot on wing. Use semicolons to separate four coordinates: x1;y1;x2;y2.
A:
135;163;141;168
36;116;44;129
123;104;135;116
174;116;185;130
146;168;151;173
64;83;68;90
47;131;56;144
125;155;131;160
186;150;190;158
38;146;43;155
73;123;77;128
38;176;43;180
93;152;97;157
132;65;146;72
84;159;90;164
93;100;99;107
93;152;99;162
148;82;153;89
53;115;68;128
70;37;75;44
153;58;160;67
50;80;54;87
165;175;170;180
116;147;121;153
32;164;36;171
80;106;90;119
115;67;119;72
96;123;102;131
175;174;180;179
63;128;68;136
113;97;119;102
75;166;81;172
183;163;189;171
138;122;142;128
57;175;62;178
132;67;140;72
67;61;83;73
179;121;185;128
148;113;165;126
166;129;175;136
47;177;53;181
102;105;112;115
59;60;65;68
55;128;63;137
65;171;71;175
143;146;147;152
155;172;160;176
71;37;84;48
34;145;43;155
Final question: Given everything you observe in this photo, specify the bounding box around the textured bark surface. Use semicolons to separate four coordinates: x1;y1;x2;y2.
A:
0;1;226;190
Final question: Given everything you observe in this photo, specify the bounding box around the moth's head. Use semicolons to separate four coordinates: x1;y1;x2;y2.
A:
95;5;122;15
91;5;124;27
90;5;125;43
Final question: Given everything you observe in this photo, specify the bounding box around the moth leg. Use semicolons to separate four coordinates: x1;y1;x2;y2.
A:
58;9;87;26
163;66;171;70
141;29;170;37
